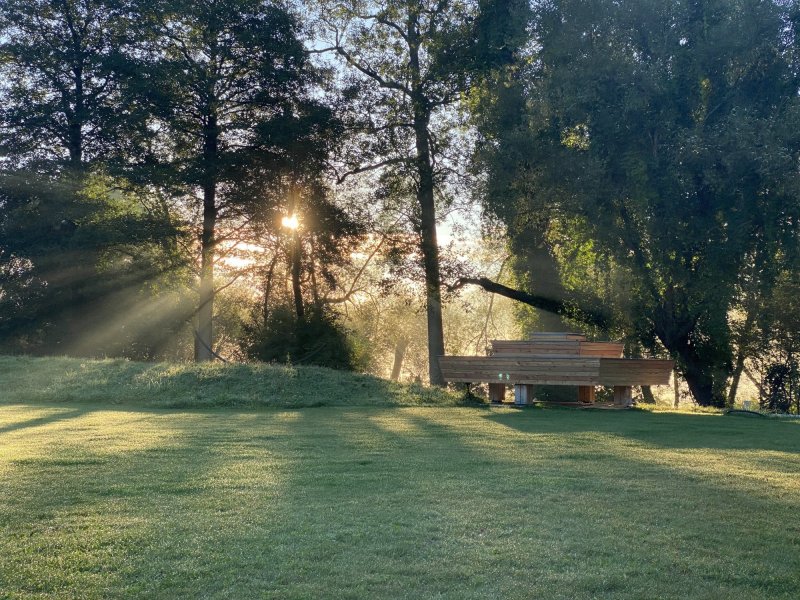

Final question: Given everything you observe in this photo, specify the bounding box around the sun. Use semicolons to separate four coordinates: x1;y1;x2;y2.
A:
281;214;299;230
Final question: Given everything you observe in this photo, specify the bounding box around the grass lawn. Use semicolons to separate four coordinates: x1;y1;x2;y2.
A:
1;357;799;598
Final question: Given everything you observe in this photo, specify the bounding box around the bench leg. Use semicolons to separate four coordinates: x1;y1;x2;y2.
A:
514;384;534;406
578;386;596;404
489;383;506;404
613;386;633;408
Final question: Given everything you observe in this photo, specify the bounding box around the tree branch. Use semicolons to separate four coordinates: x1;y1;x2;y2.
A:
449;277;611;329
336;156;407;183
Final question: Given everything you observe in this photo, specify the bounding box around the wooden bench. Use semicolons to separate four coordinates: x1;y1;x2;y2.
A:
439;334;673;407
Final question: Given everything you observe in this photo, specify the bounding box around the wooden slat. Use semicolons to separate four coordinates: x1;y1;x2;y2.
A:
529;332;586;341
491;339;624;358
579;342;624;358
492;341;581;352
598;359;674;386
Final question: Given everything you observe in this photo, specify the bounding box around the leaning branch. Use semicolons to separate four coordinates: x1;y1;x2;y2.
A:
450;277;611;329
336;157;407;184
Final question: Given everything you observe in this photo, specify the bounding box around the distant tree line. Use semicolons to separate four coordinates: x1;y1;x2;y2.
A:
2;0;799;410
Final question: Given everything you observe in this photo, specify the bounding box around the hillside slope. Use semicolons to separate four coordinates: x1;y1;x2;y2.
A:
0;356;465;408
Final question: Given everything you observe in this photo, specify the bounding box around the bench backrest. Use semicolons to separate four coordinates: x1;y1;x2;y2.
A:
529;332;586;341
490;339;624;358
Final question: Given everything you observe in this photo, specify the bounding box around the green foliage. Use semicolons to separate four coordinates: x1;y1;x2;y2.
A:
243;306;365;371
0;0;145;168
0;171;192;359
761;361;800;414
475;0;800;406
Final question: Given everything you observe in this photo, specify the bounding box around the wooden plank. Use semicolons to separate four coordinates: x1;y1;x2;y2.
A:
578;342;624;358
488;383;506;403
438;355;673;387
613;386;633;407
492;339;624;359
492;344;582;356
578;386;596;403
598;359;674;386
529;332;586;341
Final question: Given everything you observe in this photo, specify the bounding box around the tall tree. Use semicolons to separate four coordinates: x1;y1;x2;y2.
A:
476;0;800;406
0;1;190;358
0;0;141;170
135;0;329;361
316;0;479;385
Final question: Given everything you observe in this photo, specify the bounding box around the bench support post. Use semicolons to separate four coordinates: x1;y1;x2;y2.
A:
514;384;535;406
613;386;633;407
578;386;596;404
489;383;506;404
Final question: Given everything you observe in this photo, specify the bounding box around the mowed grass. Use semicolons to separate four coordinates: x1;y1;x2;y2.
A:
1;399;799;599
0;357;798;597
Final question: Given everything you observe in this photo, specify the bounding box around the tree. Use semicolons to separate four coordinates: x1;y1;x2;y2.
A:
475;0;800;406
316;0;480;385
134;0;331;361
0;0;142;170
0;1;190;358
0;171;191;358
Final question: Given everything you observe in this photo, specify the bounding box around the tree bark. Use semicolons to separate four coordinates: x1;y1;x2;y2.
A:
673;369;680;408
727;353;746;408
390;338;409;381
262;255;278;323
727;310;756;407
291;230;304;320
195;189;216;361
195;113;218;362
68;64;84;168
673;342;724;407
640;385;656;404
409;12;445;386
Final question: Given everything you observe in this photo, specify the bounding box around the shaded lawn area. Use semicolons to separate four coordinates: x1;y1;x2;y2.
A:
1;404;798;599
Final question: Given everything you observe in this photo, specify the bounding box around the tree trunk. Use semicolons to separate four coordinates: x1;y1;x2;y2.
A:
68;63;84;168
727;310;756;407
262;255;278;323
727;353;746;408
673;369;680;408
409;14;445;386
640;385;656;404
390;338;409;381
291;231;304;320
451;277;609;328
674;344;724;407
195;188;216;361
195;113;218;362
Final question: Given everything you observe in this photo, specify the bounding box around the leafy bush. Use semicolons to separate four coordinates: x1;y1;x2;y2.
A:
244;306;364;371
760;360;799;414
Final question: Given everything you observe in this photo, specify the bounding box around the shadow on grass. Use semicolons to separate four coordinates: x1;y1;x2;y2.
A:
483;407;800;453
2;404;799;598
0;407;89;435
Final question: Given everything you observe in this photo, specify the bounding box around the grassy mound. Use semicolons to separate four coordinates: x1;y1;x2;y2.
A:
0;355;465;408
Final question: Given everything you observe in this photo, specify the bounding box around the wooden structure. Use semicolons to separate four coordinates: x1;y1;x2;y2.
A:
439;333;673;407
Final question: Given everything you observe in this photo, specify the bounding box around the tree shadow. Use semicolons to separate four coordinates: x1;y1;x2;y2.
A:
0;407;89;435
2;404;799;598
483;407;800;453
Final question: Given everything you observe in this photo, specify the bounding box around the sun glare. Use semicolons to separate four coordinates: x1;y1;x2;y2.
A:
281;214;299;230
